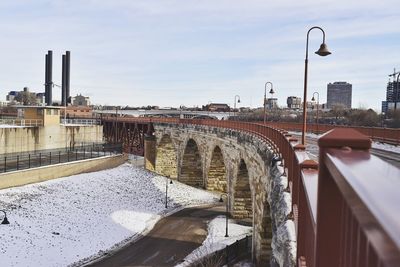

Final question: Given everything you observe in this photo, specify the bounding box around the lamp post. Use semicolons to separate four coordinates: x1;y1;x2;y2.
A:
219;193;229;237
301;26;331;145
269;88;275;109
165;175;173;208
264;82;274;123
234;95;241;119
0;210;9;225
311;92;320;134
396;73;400;110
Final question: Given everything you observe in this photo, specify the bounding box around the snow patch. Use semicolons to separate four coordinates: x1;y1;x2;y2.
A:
0;162;218;267
177;216;252;267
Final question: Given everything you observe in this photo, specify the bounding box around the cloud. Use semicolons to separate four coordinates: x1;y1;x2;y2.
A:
0;0;399;110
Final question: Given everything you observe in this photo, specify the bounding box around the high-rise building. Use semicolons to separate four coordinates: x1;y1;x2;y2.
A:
382;80;400;113
266;98;278;109
287;96;301;109
326;82;352;109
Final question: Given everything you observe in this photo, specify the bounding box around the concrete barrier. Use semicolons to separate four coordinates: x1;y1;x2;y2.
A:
0;154;128;190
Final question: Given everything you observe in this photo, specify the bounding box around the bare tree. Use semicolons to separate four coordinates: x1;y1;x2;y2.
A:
15;89;37;105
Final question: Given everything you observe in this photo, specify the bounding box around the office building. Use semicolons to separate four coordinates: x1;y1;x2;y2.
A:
382;80;400;112
287;96;301;109
327;82;352;109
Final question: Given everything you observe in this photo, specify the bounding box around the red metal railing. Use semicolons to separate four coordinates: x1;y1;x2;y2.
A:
266;122;400;145
103;117;400;266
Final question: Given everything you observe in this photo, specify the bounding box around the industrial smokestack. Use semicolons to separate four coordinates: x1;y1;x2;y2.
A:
61;54;66;106
45;54;48;104
66;51;71;101
45;50;53;106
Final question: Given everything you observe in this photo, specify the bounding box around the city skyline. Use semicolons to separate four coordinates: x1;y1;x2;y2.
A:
0;0;399;111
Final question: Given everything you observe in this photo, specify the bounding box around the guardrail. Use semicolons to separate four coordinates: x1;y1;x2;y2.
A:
0;143;122;173
103;117;400;267
61;118;101;125
265;121;400;145
100;115;400;145
0;119;43;127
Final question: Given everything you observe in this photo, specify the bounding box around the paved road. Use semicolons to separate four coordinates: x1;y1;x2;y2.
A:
86;205;226;267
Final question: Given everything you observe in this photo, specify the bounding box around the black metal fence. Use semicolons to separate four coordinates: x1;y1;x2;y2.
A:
0;143;123;173
191;235;252;267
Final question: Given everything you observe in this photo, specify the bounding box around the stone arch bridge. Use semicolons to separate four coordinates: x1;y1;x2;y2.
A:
102;117;400;267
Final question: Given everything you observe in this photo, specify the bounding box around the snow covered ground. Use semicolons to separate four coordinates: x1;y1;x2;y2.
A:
176;216;252;267
0;124;26;128
372;142;400;153
0;162;219;267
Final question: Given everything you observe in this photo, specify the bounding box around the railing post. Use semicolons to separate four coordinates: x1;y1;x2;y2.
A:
16;155;19;170
315;128;371;267
59;151;61;163
49;152;51;165
4;157;6;172
28;154;31;168
39;153;42;167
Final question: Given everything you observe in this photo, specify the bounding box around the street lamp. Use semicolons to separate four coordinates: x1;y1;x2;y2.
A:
219;193;229;237
301;26;331;145
165;175;173;208
396;73;400;110
311;92;320;134
0;210;9;225
234;95;241;119
264;82;274;123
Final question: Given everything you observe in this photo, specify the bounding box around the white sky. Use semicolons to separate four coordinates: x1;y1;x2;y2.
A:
0;0;399;111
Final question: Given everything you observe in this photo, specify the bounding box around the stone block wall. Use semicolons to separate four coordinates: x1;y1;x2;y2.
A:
143;123;296;266
155;135;178;178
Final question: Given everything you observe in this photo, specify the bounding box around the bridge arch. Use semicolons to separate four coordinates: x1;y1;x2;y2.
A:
206;145;227;192
232;159;253;219
155;134;178;179
180;138;203;187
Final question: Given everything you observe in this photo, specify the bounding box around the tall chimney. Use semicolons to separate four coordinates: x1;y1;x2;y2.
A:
45;54;48;104
46;50;53;106
61;54;66;106
66;51;71;102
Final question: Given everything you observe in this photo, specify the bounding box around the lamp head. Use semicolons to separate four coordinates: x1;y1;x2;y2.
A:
315;43;331;56
1;216;9;225
237;99;241;103
219;196;224;202
170;179;173;184
269;88;275;95
311;96;315;101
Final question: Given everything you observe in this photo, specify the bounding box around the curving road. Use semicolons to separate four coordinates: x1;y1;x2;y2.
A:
85;205;226;267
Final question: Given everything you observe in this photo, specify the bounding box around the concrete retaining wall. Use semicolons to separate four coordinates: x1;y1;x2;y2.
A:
0;125;103;154
0;154;127;190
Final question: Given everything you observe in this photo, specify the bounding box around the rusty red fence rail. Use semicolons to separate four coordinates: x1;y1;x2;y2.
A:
102;117;400;267
265;122;400;145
